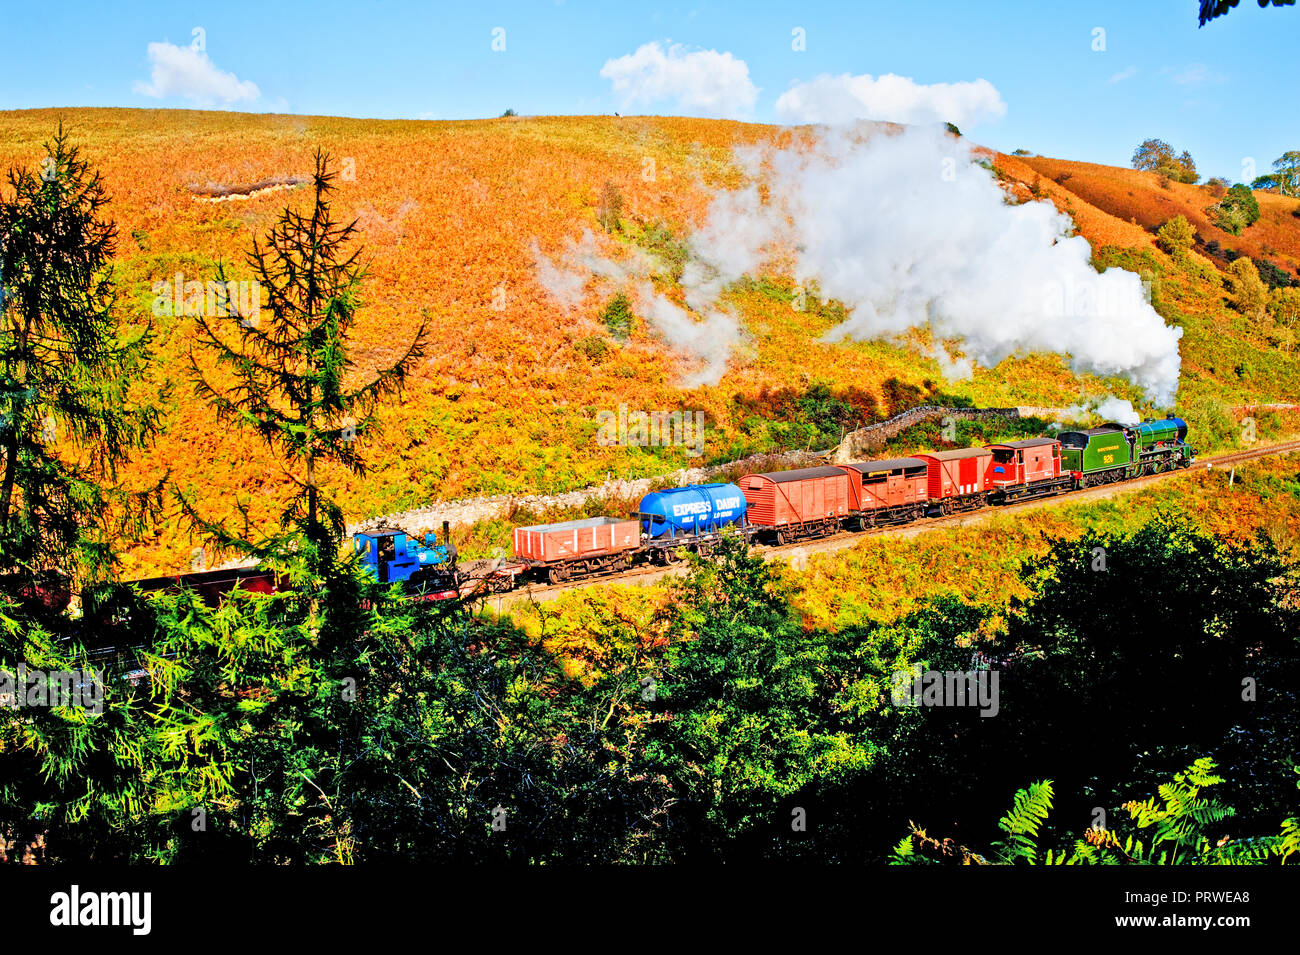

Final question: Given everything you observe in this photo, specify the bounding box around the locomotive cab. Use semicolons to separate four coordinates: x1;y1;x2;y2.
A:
354;526;460;598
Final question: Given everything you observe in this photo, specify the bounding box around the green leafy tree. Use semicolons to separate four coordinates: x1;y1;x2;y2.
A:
1252;150;1300;196
601;291;635;340
0;125;160;589
1131;139;1198;184
1210;183;1261;235
643;534;881;860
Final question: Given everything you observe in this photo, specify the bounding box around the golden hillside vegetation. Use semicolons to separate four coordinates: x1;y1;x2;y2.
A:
0;108;1297;575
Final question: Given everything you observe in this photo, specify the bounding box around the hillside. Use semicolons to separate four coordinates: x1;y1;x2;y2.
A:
1;108;1298;576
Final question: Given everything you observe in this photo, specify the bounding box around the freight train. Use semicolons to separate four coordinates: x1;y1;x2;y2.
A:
56;416;1195;613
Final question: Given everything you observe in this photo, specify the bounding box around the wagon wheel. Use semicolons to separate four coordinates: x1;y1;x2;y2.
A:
774;530;787;546
546;566;566;585
663;547;684;564
855;516;870;532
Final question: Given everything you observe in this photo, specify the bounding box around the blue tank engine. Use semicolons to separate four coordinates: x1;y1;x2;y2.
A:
354;521;459;597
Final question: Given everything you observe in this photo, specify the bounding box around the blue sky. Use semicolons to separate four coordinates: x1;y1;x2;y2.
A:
1;0;1295;181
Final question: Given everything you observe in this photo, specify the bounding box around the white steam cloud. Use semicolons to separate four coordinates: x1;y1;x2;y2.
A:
680;124;1182;405
1059;397;1142;426
531;229;742;387
531;125;1182;404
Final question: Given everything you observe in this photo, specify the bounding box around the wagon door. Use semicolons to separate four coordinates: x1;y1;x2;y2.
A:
959;456;979;495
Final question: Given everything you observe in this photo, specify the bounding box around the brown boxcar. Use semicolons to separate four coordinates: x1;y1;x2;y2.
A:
513;516;640;564
916;448;994;509
740;466;850;541
836;457;929;528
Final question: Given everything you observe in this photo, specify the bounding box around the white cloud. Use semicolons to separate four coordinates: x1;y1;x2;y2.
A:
1107;66;1139;85
774;72;1006;129
133;41;260;106
1166;63;1225;87
599;41;758;119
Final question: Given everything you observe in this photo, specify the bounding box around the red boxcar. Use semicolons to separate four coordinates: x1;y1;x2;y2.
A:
836;457;929;528
740;466;850;542
513;516;640;564
916;448;994;511
984;438;1069;500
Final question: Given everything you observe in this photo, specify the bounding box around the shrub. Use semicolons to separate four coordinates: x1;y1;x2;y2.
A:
601;292;635;340
1228;257;1270;319
1210;184;1261;235
1155;215;1196;259
1253;257;1299;290
575;335;609;363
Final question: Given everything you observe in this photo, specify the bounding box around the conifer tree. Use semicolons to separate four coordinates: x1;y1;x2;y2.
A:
0;124;159;592
187;148;426;574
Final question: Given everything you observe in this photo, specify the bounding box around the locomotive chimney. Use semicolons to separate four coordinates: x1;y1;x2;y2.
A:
442;520;451;545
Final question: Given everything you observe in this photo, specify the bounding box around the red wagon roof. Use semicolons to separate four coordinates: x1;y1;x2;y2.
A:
843;457;929;473
916;448;993;461
751;466;847;483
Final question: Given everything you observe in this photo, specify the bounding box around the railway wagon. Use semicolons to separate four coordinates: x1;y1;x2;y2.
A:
128;565;282;603
513;516;641;584
984;438;1072;502
740;466;850;544
638;483;750;561
836;457;929;529
916;448;994;514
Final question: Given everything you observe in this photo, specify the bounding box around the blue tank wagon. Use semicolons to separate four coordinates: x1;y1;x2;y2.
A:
637;482;751;561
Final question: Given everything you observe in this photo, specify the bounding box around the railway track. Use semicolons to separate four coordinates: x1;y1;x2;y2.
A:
464;438;1300;612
